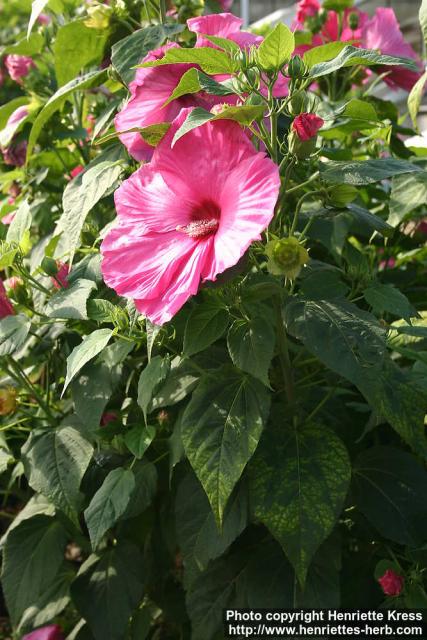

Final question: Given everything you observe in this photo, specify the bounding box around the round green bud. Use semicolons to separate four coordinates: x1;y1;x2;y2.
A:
348;11;359;30
327;185;358;208
288;56;306;80
41;256;59;277
266;237;309;279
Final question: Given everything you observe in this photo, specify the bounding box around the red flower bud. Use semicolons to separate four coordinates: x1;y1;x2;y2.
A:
292;113;324;141
70;164;84;179
378;569;404;597
22;625;65;640
52;261;70;290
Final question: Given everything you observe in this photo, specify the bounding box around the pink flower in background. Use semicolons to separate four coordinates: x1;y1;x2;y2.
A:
102;108;280;325
2;140;27;166
292;113;324;140
115;43;227;162
70;164;84;178
218;0;233;10
187;13;262;49
4;276;23;290
362;8;422;91
4;105;29;133
0;280;15;318
37;13;51;25
1;211;16;225
295;0;320;24
100;411;117;426
22;625;65;640
378;569;404;597
52;261;70;289
5;55;35;83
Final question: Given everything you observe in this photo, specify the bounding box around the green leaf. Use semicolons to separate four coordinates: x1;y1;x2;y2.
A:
172;105;265;145
408;69;427;129
388;172;427;226
320;158;421;185
181;368;271;525
150;356;198;410
2;516;68;626
0;495;55;547
0;315;31;356
2;32;44;56
6;199;31;246
303;42;348;69
227;315;275;386
122;460;157;519
183;300;229;357
139;46;236;76
163;67;202;107
309;45;419;79
137;355;170;422
249;424;350;585
84;468;135;549
346;203;393;237
71;543;144;640
63;328;114;394
285;298;387;384
203;35;240;53
125;425;155;459
72;363;114;431
0;96;29;130
27;68;108;160
323;0;354;8
27;0;49;37
22;425;93;516
256;22;295;71
46;278;97;320
55;145;125;261
353;446;427;546
364;282;417;322
112;24;184;85
53;20;108;86
176;473;248;583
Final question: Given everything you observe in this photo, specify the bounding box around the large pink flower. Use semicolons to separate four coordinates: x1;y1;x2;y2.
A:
102;108;280;325
115;44;225;162
5;55;35;83
187;13;262;49
295;0;320;25
22;625;64;640
362;8;422;91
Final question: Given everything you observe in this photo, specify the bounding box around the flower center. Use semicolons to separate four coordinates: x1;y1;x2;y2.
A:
177;199;221;239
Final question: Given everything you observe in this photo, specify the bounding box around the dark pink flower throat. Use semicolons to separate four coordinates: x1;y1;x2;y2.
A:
177;199;221;239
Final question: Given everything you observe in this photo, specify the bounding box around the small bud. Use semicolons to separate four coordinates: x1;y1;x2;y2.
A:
245;67;261;89
41;256;58;277
288;56;306;80
292;113;324;141
266;237;309;279
84;3;112;30
288;90;310;116
378;569;404;597
348;11;359;31
0;387;17;416
327;185;358;208
288;131;317;159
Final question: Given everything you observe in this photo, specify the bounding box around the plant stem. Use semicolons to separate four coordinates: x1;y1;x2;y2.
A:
274;299;294;408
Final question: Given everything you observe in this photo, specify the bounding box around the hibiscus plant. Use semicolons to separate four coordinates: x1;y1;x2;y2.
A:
0;0;427;637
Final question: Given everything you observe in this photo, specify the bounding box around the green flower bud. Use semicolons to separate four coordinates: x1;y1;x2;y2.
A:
288;130;318;159
266;237;309;279
84;3;112;30
288;90;310;115
327;185;358;208
287;56;306;80
245;67;261;89
41;256;58;277
348;11;359;30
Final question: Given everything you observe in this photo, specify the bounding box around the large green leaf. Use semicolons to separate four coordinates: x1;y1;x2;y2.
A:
46;278;97;320
55;145;126;261
138;46;236;76
408;70;427;129
183;299;229;357
227;315;275;387
303;42;348;68
137;355;170;422
256;22;295;71
249;424;350;585
172;105;265;145
163;68;234;107
6;199;32;246
363;282;417;322
63;328;114;393
2;515;68;626
53;20;108;86
71;543;144;640
72;363;115;431
0;314;31;356
181;368;270;525
84;468;135;548
353;446;427;546
176;473;248;584
309;45;419;78
388;172;427;226
319;158;421;185
27;0;49;37
22;425;93;516
111;24;184;85
124;425;155;459
150;356;198;410
420;0;427;46
27;68;108;160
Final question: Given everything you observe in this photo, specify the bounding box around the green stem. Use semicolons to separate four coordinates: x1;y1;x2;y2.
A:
159;0;166;23
274;298;294;408
286;171;320;194
290;190;323;236
5;357;55;422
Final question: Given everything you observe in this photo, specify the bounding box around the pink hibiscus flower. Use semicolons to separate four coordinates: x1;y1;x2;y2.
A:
295;0;320;25
102;108;280;325
218;0;233;10
5;55;35;83
0;280;15;318
2;140;27;166
378;569;404;597
187;13;262;49
362;8;422;91
115;43;225;162
52;261;70;289
22;625;64;640
292;113;324;140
